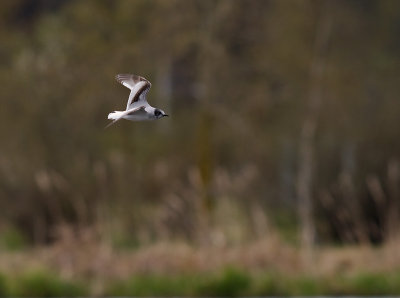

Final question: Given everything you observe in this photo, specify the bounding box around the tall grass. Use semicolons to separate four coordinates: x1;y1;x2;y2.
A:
0;267;398;296
8;271;88;297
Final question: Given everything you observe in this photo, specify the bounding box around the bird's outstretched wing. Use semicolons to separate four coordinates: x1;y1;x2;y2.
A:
115;74;151;110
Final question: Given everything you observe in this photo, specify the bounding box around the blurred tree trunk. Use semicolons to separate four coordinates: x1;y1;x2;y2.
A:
156;58;172;132
386;158;400;241
195;0;229;245
297;0;332;263
195;2;217;245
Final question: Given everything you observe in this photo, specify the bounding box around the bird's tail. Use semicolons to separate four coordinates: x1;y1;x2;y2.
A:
107;111;125;120
105;111;125;129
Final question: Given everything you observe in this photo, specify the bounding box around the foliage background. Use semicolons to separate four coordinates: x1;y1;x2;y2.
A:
0;0;400;295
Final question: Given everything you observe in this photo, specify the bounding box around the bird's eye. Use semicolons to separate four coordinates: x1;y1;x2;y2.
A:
155;110;161;117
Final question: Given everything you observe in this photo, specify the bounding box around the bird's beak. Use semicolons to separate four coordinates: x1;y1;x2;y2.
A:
164;114;169;117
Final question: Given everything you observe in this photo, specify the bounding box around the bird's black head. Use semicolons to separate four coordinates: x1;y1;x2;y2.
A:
154;109;168;119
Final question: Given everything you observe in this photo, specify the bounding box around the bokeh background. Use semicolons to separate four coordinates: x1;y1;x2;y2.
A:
1;0;400;295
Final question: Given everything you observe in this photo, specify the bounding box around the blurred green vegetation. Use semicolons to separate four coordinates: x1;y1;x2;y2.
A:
107;274;198;296
0;226;28;251
0;267;399;296
0;273;7;297
10;270;88;297
195;267;251;296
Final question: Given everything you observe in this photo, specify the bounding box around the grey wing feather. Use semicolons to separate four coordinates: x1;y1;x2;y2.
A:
115;74;152;110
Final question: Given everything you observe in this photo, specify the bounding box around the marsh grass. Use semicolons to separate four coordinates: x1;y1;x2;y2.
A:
8;270;88;297
106;268;251;297
106;274;199;296
195;267;251;297
106;268;247;296
1;239;400;296
0;273;8;296
105;268;400;297
328;272;400;295
0;227;27;251
0;267;398;296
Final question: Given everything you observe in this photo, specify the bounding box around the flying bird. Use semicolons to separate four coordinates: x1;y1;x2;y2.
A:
106;74;168;128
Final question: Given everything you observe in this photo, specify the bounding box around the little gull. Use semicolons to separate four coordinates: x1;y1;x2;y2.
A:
106;74;168;128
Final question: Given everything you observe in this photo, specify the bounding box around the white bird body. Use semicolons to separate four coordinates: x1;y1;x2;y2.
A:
106;74;168;128
108;106;157;122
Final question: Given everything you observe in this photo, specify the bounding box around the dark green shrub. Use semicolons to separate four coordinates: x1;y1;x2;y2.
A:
12;271;87;297
107;274;196;296
196;267;251;297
